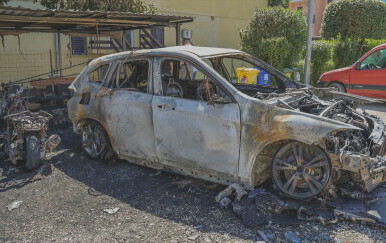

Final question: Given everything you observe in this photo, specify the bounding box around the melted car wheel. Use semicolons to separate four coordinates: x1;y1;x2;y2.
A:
272;141;331;199
82;121;109;159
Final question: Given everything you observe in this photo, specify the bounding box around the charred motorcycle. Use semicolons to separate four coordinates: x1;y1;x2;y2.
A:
0;110;59;170
0;84;26;116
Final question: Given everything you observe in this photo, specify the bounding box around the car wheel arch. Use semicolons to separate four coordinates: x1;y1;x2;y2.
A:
249;138;332;188
328;81;347;92
250;139;293;187
76;118;113;143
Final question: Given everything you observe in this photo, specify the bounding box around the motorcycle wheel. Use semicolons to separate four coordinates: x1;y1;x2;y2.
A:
25;135;42;170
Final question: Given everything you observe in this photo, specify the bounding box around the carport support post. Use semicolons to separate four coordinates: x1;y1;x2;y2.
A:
54;32;63;77
304;0;314;85
175;23;181;46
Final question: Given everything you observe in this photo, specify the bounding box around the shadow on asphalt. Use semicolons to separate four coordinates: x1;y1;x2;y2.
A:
51;124;262;240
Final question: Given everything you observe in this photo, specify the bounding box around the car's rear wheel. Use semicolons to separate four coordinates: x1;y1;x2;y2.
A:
25;134;42;170
272;141;331;199
329;82;345;93
81;121;116;163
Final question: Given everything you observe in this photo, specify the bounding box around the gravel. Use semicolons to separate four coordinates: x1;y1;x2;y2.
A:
1;104;386;242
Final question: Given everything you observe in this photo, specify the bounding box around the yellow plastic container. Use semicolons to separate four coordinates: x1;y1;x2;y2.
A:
236;68;260;84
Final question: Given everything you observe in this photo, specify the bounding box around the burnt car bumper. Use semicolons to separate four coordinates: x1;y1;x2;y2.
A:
341;116;386;192
342;154;386;192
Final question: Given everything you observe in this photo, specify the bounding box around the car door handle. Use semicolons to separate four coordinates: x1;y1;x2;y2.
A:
156;104;175;110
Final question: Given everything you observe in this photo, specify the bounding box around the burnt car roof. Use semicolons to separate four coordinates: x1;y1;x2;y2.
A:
98;46;243;62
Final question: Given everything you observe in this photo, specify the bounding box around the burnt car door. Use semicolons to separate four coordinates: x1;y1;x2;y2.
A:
151;57;241;175
98;58;157;160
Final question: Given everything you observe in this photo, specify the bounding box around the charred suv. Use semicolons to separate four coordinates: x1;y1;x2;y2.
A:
67;46;386;199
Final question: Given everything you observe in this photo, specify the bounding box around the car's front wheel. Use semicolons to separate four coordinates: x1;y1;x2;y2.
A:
329;82;345;93
81;121;116;164
271;141;331;199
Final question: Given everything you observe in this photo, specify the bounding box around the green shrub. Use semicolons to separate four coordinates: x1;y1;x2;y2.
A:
333;39;386;68
332;39;362;68
363;39;386;53
240;7;307;68
268;0;289;7
258;37;289;69
311;41;333;85
322;0;386;40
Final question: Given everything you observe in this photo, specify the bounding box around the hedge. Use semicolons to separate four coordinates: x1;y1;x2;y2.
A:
311;41;333;85
333;39;386;68
259;37;290;69
322;0;386;40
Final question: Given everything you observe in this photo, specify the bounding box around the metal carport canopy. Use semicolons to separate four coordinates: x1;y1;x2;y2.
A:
0;5;194;35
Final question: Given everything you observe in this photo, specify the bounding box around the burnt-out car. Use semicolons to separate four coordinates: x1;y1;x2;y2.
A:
67;46;386;199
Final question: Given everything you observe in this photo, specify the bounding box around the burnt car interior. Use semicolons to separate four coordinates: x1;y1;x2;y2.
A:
160;59;224;101
109;60;149;93
89;64;110;85
201;54;310;102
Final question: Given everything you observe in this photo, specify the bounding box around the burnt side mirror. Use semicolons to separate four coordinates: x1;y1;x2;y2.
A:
211;95;232;104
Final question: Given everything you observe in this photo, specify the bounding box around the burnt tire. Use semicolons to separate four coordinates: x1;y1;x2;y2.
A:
81;121;117;164
25;135;42;170
329;82;345;93
271;141;332;199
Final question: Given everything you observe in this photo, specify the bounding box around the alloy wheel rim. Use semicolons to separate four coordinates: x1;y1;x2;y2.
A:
82;123;105;158
272;142;331;199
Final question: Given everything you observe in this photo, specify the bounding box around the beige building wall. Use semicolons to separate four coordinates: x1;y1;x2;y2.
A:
0;32;95;84
146;0;268;49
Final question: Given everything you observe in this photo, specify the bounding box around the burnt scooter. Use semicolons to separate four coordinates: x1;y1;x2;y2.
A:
0;84;26;116
0;84;60;170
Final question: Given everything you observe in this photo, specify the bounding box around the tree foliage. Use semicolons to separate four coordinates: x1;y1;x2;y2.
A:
240;7;306;68
268;0;289;8
37;0;154;13
322;0;386;40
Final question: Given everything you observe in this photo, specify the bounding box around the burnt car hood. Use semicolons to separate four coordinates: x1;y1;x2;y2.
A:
313;87;384;104
259;87;385;155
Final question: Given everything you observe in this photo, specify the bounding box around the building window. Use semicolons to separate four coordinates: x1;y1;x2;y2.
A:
297;6;303;11
71;36;87;55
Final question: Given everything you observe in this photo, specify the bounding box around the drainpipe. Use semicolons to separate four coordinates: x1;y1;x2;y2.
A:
54;32;62;77
304;0;314;85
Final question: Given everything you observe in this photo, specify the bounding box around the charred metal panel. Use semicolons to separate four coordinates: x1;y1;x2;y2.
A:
152;95;240;175
150;56;241;176
98;90;156;160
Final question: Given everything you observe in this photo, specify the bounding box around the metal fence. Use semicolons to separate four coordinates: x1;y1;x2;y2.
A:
0;51;93;85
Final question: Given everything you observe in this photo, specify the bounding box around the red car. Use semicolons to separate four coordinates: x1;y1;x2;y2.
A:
318;43;386;99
